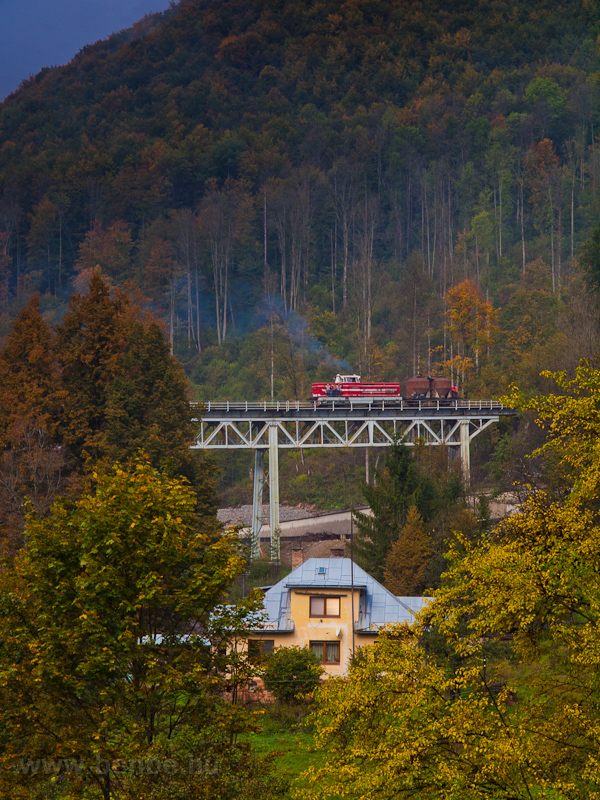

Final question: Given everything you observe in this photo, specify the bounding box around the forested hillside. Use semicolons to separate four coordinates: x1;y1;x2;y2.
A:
1;0;600;404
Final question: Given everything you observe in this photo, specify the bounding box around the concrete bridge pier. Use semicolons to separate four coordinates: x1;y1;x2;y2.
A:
251;449;265;560
460;419;471;487
268;422;280;563
249;421;281;563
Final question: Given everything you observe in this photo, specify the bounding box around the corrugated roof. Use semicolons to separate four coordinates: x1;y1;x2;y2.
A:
258;558;431;633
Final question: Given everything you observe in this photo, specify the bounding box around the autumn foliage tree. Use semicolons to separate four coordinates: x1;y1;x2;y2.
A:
74;221;134;281
444;279;498;384
0;458;281;800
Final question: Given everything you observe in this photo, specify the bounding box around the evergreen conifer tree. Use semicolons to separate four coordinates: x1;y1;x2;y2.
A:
54;273;214;508
55;273;131;468
383;506;431;596
353;440;437;582
0;276;218;552
0;296;69;551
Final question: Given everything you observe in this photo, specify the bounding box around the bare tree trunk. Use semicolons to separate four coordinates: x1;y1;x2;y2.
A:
443;297;447;367
427;311;431;374
195;269;201;354
493;185;499;262
330;228;336;315
201;188;239;344
406;172;412;260
549;193;555;293
571;171;575;265
275;207;287;312
169;277;175;355
187;269;193;344
342;216;349;310
520;180;526;273
270;310;274;400
171;209;195;346
421;179;426;271
212;245;222;345
290;224;299;311
223;253;229;341
413;284;417;375
357;192;376;359
264;184;268;278
425;178;431;275
447;180;454;285
498;174;503;258
431;177;437;280
557;201;562;294
331;163;354;311
288;172;314;311
58;212;63;286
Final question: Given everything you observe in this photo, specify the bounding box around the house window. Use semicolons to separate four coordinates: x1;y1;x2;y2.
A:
310;641;340;664
248;639;275;661
309;596;340;618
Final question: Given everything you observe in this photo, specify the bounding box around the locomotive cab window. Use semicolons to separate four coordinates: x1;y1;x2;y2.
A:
310;596;340;617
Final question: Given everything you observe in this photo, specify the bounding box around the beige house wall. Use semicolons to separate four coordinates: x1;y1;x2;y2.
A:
255;587;377;676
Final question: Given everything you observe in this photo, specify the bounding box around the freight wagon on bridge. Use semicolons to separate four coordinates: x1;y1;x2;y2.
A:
405;375;459;401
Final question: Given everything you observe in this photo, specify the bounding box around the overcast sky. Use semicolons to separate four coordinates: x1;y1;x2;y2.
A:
0;0;174;101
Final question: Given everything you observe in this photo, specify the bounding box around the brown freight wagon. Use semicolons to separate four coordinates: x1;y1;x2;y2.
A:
406;375;458;401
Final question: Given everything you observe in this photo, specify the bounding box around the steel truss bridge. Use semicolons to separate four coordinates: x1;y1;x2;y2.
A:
191;399;515;562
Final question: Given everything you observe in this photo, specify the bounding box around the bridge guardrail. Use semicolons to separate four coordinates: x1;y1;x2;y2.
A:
190;399;509;414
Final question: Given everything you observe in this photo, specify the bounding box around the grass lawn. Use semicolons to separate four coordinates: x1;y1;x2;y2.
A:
243;706;337;798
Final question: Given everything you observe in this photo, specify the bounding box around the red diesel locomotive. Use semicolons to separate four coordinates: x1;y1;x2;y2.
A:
311;374;458;404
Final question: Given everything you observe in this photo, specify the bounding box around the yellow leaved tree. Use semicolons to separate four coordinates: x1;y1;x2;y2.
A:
444;279;498;385
302;364;600;799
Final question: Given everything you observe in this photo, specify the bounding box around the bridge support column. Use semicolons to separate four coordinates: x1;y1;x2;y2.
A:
251;449;266;560
268;422;280;563
460;419;471;487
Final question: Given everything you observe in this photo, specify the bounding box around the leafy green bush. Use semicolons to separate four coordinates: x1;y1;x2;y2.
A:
262;646;324;703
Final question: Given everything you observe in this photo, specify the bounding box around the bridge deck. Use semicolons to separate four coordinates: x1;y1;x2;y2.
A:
192;399;514;420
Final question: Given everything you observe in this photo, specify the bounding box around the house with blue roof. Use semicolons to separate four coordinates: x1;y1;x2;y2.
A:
249;554;431;676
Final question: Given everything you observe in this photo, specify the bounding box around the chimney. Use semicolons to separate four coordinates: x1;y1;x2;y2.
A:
330;547;345;558
292;546;304;569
